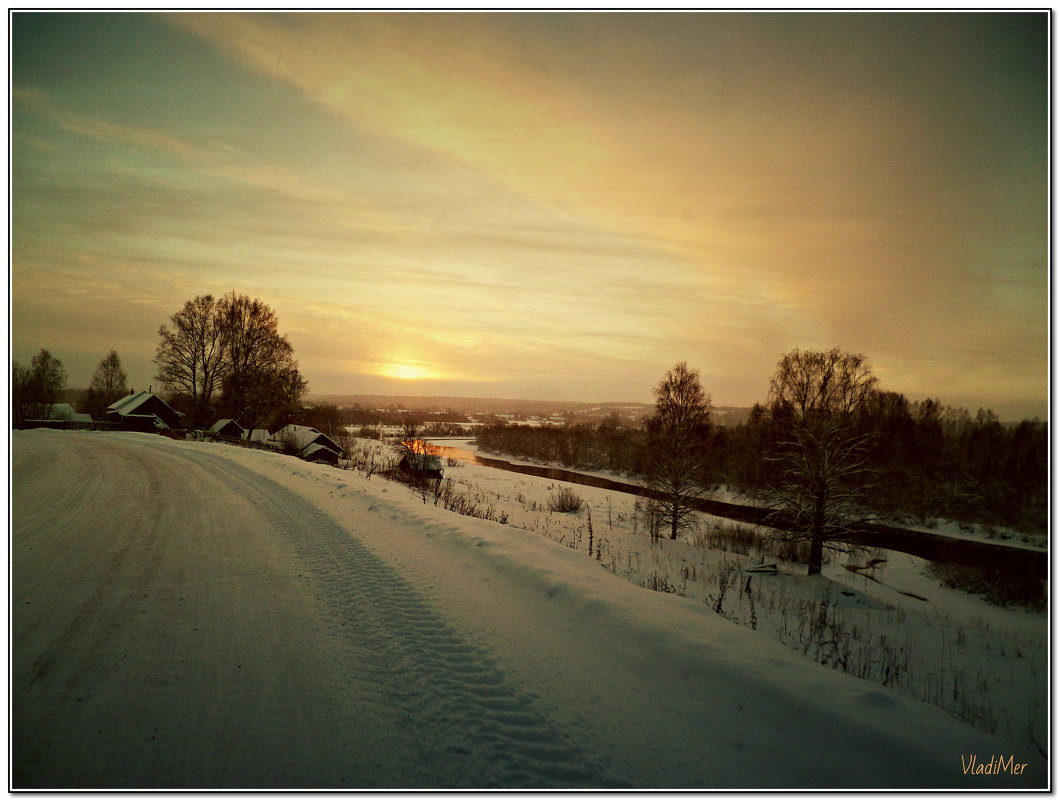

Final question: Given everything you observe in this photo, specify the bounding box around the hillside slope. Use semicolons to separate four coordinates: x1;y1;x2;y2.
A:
11;430;1046;789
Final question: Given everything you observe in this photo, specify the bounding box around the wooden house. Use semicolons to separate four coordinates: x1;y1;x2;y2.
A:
106;391;183;431
268;424;343;463
208;418;245;439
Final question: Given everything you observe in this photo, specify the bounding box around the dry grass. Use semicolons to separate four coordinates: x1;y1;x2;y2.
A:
548;487;584;513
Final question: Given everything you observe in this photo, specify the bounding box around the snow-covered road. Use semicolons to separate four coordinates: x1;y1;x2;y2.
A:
11;431;1046;789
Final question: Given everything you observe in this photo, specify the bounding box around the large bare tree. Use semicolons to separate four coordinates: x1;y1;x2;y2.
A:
216;292;305;431
154;295;229;428
644;362;713;540
765;348;878;575
154;292;306;430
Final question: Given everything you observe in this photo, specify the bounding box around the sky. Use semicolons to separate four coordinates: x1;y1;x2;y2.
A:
10;11;1049;419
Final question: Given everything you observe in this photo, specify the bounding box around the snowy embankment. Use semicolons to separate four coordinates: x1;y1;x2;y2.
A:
456;437;1048;553
12;430;1046;790
432;439;1047;752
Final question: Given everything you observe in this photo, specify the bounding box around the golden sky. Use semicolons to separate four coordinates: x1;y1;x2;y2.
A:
11;12;1048;418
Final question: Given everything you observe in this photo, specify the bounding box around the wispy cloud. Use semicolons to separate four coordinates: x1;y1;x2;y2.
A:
11;12;1047;414
171;14;1045;348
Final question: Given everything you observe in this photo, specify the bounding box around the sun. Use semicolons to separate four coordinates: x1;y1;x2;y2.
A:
380;363;440;381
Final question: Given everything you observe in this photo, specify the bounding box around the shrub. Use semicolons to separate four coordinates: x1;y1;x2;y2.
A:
548;487;583;513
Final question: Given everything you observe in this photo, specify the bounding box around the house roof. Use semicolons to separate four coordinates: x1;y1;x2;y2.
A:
303;443;340;462
45;403;76;420
107;391;149;414
208;418;244;434
269;424;342;456
107;391;183;419
245;428;271;443
400;451;444;471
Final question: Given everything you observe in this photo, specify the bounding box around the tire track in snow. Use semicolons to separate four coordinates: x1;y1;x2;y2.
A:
180;447;620;789
14;434;218;787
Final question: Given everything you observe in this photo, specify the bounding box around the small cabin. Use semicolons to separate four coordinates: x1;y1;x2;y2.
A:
398;451;444;480
244;428;271;444
208;418;245;439
268;424;343;463
23;403;93;429
45;403;91;423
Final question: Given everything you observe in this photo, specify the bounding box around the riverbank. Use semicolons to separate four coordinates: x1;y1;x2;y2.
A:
430;439;1047;569
411;436;1048;752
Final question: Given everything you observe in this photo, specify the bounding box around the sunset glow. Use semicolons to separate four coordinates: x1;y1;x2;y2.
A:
10;12;1048;418
380;363;444;382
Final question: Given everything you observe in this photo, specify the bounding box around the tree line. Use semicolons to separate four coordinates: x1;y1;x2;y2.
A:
477;350;1047;570
13;292;308;433
12;348;130;426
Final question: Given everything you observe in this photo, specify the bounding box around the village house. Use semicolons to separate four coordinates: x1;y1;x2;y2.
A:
208;418;245;439
106;390;184;432
45;403;92;423
268;424;343;464
22;403;94;429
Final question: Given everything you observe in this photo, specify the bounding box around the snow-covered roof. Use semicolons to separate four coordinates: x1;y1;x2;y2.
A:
107;391;150;414
44;403;76;421
208;418;244;435
107;391;183;419
269;424;342;457
400;451;443;472
269;424;320;450
245;428;271;443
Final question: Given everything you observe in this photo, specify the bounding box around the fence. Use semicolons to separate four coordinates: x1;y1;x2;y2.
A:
19;419;296;457
19;420;121;432
207;432;284;453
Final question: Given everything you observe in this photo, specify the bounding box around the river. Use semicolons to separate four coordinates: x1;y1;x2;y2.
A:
431;441;1046;582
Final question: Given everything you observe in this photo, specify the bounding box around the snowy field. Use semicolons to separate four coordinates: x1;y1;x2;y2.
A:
430;440;1048;742
11;429;1047;790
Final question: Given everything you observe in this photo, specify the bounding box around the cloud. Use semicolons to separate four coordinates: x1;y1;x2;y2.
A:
12;13;1046;413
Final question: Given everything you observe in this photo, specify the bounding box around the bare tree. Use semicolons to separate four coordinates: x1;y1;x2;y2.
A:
154;295;228;428
644;362;713;540
12;361;37;428
216;292;305;431
84;350;129;419
154;292;307;430
398;417;441;461
12;349;67;426
765;348;878;575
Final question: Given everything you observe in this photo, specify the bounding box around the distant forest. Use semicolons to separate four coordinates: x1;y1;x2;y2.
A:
475;396;1047;536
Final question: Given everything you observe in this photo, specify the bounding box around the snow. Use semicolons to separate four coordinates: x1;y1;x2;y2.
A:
11;430;1048;790
430;439;1047;751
